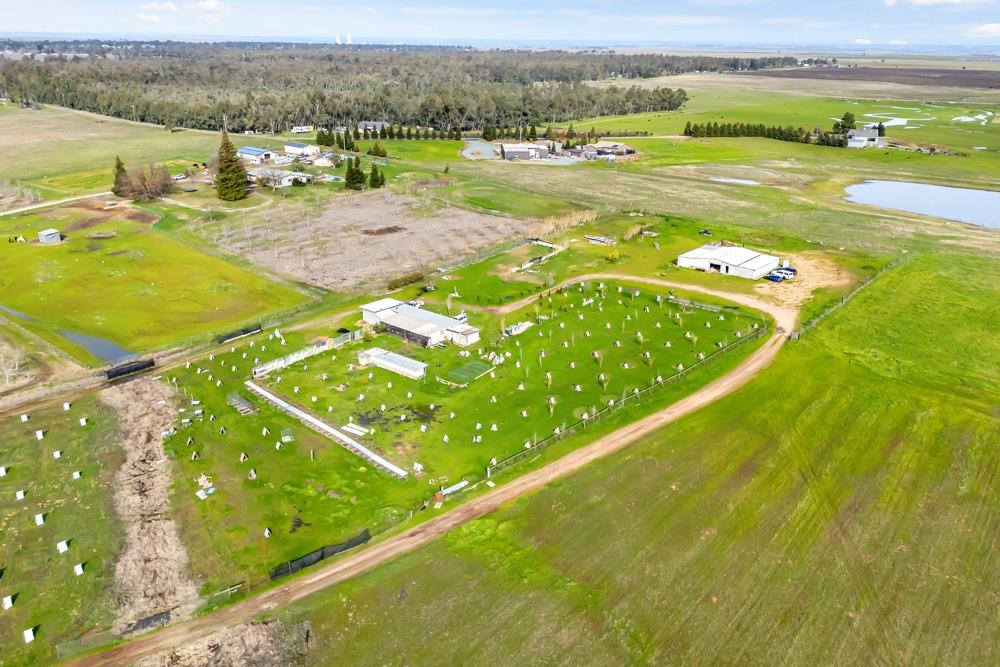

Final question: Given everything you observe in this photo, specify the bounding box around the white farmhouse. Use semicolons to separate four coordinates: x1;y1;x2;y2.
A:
677;243;779;280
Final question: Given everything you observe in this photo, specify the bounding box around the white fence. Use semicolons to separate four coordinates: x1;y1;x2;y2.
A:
251;331;361;378
244;381;408;479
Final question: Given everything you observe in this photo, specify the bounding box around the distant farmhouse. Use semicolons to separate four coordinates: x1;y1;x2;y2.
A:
590;140;635;156
290;125;314;134
677;243;779;280
358;120;390;133
361;298;480;347
284;141;321;157
237;146;273;164
847;128;886;149
247;167;313;188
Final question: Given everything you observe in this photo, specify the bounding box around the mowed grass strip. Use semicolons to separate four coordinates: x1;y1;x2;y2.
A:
274;251;999;666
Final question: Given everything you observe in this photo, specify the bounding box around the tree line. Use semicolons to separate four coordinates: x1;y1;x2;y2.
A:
0;42;802;131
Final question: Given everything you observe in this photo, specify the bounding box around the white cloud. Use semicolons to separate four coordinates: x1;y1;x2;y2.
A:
885;0;993;7
967;22;1000;36
196;0;224;9
854;37;873;44
140;1;177;10
364;6;377;14
136;12;162;23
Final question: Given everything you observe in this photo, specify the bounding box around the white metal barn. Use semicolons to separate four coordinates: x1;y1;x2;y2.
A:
676;244;779;279
284;141;322;157
360;299;481;347
358;347;428;380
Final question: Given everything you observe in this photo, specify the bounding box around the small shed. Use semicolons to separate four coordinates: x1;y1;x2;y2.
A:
38;228;61;245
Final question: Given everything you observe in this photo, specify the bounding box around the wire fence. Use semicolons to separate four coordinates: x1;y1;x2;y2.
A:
485;322;769;478
792;256;907;340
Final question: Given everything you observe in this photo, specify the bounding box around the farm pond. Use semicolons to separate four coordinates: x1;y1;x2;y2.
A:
845;180;1000;229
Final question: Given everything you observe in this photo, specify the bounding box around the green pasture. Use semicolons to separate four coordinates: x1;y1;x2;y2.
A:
272;280;760;486
165;280;764;588
434;180;586;219
0;397;123;667
0;205;309;364
281;250;1000;666
566;90;1000;152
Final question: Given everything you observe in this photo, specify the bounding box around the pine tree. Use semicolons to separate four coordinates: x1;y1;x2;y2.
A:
112;155;131;197
683;121;692;136
215;130;248;201
368;163;384;188
566;123;576;140
406;127;414;140
387;125;396;140
528;125;537;141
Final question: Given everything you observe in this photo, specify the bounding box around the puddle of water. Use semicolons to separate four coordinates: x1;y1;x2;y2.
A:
845;180;1000;229
709;177;760;186
57;329;137;364
0;304;33;320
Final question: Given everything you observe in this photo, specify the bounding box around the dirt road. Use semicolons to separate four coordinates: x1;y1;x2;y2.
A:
66;275;793;667
0;191;112;217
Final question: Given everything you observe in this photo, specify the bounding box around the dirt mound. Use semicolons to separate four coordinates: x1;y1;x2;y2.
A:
101;378;201;634
133;620;311;667
361;225;405;236
65;215;112;232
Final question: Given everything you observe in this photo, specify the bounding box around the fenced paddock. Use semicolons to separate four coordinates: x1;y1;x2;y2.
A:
244;381;408;479
446;360;494;385
485;323;769;478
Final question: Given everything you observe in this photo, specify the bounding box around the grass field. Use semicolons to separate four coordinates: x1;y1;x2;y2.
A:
160;279;765;591
0;203;310;364
0;397;123;666
275;249;999;666
568;88;1000;153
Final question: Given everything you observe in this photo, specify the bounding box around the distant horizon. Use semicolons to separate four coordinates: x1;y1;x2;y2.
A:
2;33;998;56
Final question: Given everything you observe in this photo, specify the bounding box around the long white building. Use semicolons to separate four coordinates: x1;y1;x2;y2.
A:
361;299;480;347
676;244;779;280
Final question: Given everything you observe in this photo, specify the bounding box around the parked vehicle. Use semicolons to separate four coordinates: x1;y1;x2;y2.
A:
778;266;798;275
763;273;785;282
774;268;796;278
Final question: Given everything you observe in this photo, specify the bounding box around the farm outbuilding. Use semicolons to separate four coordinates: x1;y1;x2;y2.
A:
500;143;549;161
677;243;779;279
847;128;886;149
360;299;480;347
284;141;321;157
38;228;61;244
358;347;428;380
236;146;273;164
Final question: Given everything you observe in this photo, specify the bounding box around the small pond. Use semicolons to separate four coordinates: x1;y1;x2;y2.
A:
845;180;1000;229
58;330;137;364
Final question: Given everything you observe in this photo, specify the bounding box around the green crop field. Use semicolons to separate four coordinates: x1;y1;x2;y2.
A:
0;203;310;364
0;397;123;666
273;250;1000;666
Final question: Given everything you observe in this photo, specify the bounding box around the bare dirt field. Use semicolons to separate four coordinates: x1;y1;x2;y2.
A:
210;191;535;290
101;378;201;634
134;620;311;667
753;253;854;312
742;66;1000;89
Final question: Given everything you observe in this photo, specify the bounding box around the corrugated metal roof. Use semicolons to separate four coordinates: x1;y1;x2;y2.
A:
678;244;777;269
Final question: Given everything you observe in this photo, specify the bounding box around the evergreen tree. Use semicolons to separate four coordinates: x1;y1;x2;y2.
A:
368;163;384;188
544;126;554;140
112;155;131;197
387;125;396;139
215;130;248;201
528;125;537;141
379;126;388;139
683;121;692;136
406;127;414;140
566;123;576;140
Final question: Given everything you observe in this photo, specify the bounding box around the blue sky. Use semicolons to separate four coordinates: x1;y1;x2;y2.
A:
2;0;999;46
